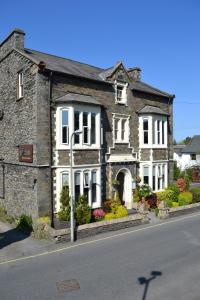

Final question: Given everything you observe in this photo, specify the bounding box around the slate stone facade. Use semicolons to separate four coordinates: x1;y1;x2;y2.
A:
0;29;174;221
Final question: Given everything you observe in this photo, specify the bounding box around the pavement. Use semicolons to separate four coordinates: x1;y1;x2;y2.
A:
1;212;200;299
0;221;57;262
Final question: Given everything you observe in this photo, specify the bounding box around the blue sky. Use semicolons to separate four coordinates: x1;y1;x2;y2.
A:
1;0;200;142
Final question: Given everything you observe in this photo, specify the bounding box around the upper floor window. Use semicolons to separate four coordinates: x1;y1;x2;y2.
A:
18;72;24;98
57;106;100;149
61;110;69;144
74;111;97;146
114;115;129;143
62;172;69;188
115;81;128;105
140;115;167;147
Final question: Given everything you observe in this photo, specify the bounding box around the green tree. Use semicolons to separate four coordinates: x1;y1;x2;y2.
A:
58;186;71;221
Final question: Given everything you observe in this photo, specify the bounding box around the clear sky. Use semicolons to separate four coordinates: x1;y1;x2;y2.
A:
1;0;200;142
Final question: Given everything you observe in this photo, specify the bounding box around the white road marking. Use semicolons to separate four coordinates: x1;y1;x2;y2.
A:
1;212;200;266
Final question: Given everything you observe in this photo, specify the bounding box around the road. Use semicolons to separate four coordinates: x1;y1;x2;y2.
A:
1;213;200;299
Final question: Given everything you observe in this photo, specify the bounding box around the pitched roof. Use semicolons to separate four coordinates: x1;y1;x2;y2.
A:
23;48;173;98
54;92;102;106
173;144;186;154
181;135;200;154
24;48;104;82
137;105;169;116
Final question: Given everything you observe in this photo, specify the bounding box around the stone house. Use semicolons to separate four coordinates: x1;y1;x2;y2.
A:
0;29;175;222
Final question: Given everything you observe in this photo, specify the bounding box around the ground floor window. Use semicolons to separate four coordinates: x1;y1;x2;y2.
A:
141;163;167;192
56;167;101;212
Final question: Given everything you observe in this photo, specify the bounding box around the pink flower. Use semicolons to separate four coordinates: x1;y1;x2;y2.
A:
93;208;105;219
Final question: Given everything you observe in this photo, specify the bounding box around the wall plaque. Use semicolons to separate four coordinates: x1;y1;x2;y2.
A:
19;145;33;163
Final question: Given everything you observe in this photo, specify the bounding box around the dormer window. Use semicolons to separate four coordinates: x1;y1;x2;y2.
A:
114;81;128;105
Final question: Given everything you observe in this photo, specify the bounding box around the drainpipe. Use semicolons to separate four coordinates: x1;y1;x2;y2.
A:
49;71;53;226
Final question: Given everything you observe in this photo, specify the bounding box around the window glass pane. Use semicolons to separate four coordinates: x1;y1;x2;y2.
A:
153;166;156;190
74;111;80;144
162;121;165;144
75;172;80;201
144;132;148;144
121;119;126;140
143;166;149;176
143;120;148;130
62;173;69;187
91;113;96;144
157;120;161;144
84;172;89;187
62;127;68;143
83;127;88;143
115;119;119;140
117;86;123;101
62;111;68;125
92;171;97;203
83;112;88;126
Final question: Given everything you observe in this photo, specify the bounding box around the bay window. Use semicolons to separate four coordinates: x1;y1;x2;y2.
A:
140;115;167;147
74;169;100;207
141;163;167;191
57;106;100;149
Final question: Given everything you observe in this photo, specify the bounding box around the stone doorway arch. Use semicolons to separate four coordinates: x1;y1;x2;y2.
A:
116;168;133;209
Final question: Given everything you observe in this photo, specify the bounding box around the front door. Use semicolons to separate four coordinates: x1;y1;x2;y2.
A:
117;172;125;205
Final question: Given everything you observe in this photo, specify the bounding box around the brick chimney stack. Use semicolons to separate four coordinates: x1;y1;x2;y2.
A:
127;67;141;81
0;28;25;61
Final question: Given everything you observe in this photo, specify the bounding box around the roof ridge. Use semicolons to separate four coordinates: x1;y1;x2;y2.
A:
25;48;105;72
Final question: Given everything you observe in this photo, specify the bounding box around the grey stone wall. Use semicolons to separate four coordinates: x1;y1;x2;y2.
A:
0;29;25;61
153;149;168;161
0;164;38;218
0;47;52;219
140;149;151;161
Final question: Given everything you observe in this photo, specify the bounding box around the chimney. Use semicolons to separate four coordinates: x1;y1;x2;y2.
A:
0;28;25;61
127;67;141;81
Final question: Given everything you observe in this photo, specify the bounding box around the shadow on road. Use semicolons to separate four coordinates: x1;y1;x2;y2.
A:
138;270;162;300
0;227;30;249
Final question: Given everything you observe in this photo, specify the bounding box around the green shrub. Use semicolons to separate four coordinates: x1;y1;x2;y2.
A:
133;188;140;203
102;199;112;213
172;202;179;207
185;168;193;181
178;191;193;206
17;214;33;232
58;186;70;221
156;190;177;207
115;205;128;218
104;212;116;220
174;162;181;180
104;205;127;220
166;184;180;201
36;216;51;225
190;187;200;203
75;195;91;225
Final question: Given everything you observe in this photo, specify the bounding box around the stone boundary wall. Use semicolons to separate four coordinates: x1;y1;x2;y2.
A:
168;203;200;218
48;213;148;242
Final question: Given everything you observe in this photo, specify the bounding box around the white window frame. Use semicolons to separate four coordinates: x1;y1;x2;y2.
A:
113;114;130;144
140;162;168;192
61;109;69;145
139;115;167;148
18;71;24;98
114;81;128;105
56;104;101;150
